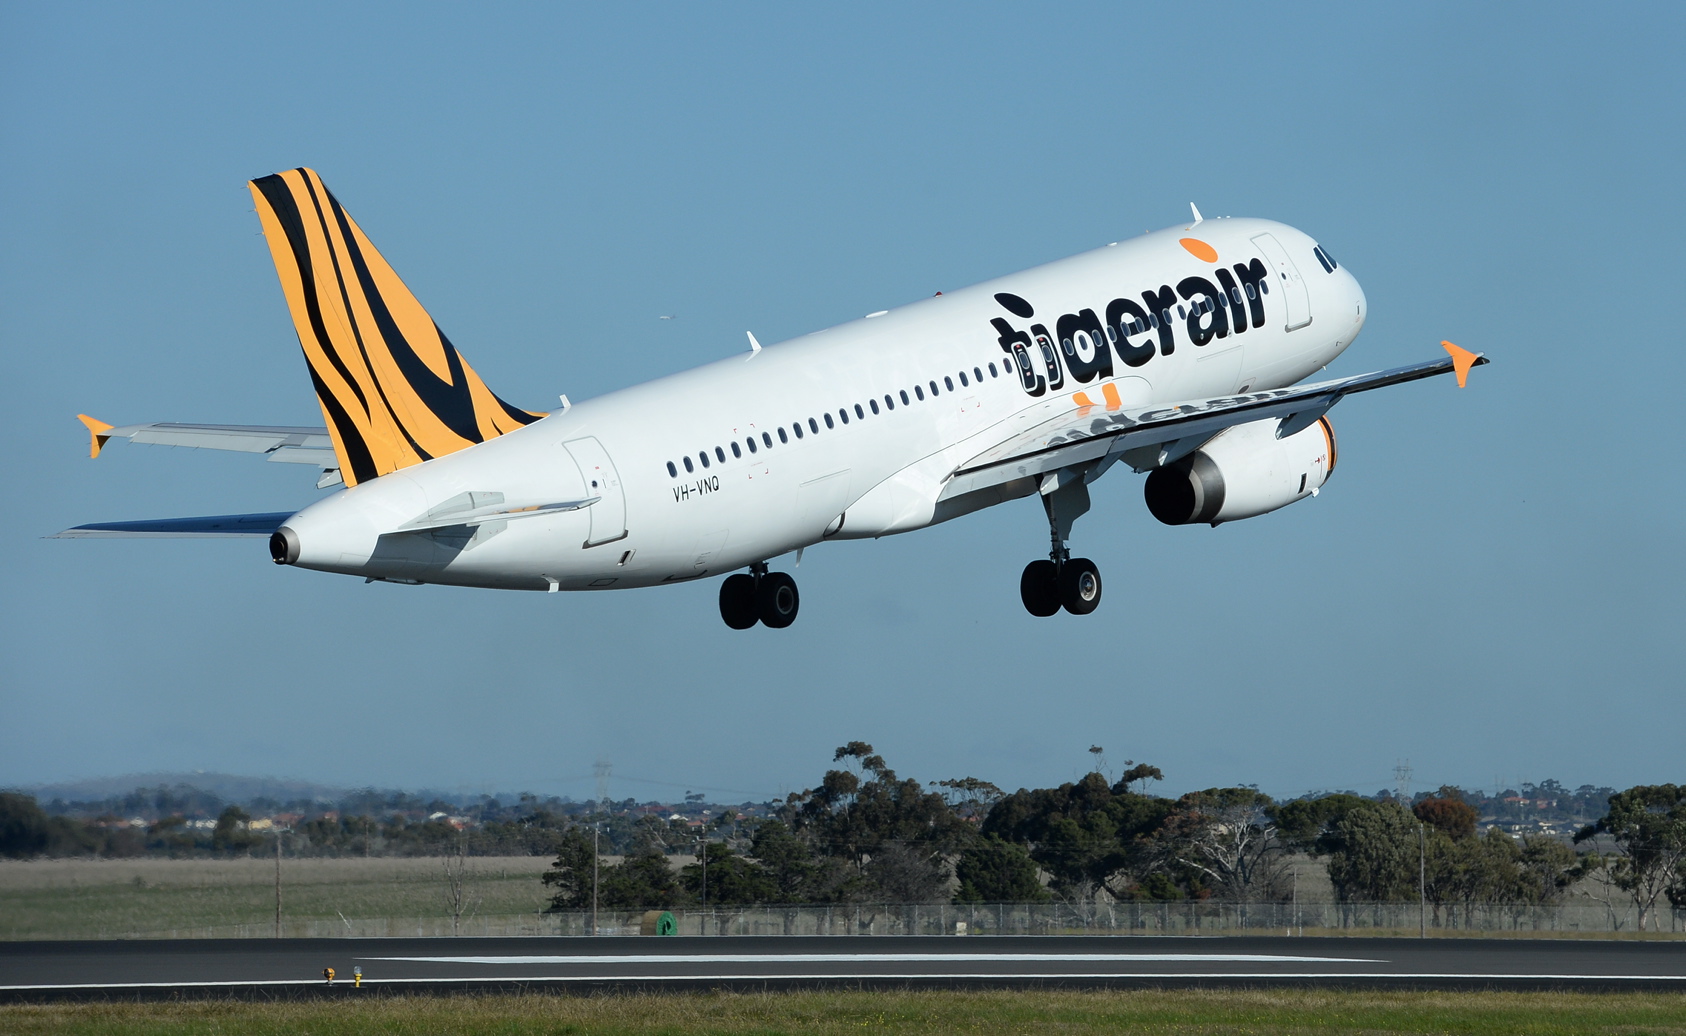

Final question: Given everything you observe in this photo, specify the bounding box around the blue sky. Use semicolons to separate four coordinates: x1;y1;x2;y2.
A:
3;4;1682;805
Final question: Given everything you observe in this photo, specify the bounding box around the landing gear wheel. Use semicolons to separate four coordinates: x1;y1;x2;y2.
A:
719;573;759;629
1060;557;1102;615
1019;560;1061;617
757;571;800;629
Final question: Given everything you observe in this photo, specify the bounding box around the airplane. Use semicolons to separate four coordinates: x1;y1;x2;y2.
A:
60;168;1487;629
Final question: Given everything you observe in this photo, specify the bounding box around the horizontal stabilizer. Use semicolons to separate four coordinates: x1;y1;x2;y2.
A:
53;512;295;539
83;420;331;452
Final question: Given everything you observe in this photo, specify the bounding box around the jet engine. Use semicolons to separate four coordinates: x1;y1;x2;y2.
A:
1143;416;1336;526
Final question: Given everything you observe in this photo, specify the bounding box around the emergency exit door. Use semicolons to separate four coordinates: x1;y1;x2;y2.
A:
563;436;627;546
1250;233;1313;331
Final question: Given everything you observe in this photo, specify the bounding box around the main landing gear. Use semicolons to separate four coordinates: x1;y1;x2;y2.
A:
719;562;799;630
1020;472;1103;617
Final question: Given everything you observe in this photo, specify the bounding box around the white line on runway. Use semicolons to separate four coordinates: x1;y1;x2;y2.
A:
365;952;1378;965
5;972;1685;992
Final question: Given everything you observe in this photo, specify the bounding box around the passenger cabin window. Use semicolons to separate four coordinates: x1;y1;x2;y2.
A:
854;403;865;419
943;376;953;391
763;431;774;447
808;417;819;433
870;398;880;414
667;461;678;477
898;391;908;406
988;362;998;377
793;423;804;439
914;385;924;401
778;427;788;443
731;442;741;458
699;452;710;468
747;437;758;453
958;371;968;387
684;456;694;473
715;446;726;463
824;413;835;429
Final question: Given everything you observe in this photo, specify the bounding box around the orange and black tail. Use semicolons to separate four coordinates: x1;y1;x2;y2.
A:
248;168;542;487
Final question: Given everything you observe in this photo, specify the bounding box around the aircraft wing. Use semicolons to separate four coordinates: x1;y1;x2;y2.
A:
52;512;295;539
77;416;342;486
941;342;1486;501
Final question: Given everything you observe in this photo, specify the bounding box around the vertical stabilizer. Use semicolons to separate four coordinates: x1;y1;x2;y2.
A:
248;168;542;487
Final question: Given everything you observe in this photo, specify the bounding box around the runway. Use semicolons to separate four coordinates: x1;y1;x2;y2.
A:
2;935;1682;1000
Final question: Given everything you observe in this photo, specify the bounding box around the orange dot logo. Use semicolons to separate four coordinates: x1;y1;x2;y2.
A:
1179;238;1218;263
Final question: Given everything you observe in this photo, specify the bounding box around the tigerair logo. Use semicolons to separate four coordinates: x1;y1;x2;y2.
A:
991;238;1272;397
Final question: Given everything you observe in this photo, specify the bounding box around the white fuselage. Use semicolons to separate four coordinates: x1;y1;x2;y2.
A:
281;218;1366;590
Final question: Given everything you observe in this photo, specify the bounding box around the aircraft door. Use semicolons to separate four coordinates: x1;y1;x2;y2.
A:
1250;233;1313;331
563;436;627;546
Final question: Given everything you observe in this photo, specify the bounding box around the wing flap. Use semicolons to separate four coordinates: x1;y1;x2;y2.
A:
943;348;1487;500
53;512;296;538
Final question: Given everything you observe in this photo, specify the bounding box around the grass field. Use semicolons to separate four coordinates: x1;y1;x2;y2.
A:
0;857;555;940
2;990;1683;1035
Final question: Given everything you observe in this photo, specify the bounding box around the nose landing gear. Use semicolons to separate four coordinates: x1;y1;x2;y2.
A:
1019;471;1103;617
719;562;800;629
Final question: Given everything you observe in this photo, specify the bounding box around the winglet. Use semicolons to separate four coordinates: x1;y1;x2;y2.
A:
747;331;762;355
1441;341;1481;388
1190;202;1203;225
77;414;114;458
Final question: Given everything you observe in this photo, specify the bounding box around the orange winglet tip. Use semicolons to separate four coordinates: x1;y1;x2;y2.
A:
1441;341;1481;388
77;414;114;458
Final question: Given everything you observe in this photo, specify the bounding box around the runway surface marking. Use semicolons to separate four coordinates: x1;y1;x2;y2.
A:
6;973;1686;992
367;952;1379;965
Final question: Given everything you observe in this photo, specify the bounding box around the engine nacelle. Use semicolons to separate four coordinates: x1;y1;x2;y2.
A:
1143;416;1336;526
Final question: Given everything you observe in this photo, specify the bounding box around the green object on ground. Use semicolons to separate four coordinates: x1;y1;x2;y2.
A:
656;910;677;935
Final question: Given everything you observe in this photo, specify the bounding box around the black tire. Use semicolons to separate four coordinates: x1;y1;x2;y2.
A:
757;571;800;629
1060;557;1102;615
719;573;759;629
1019;560;1061;617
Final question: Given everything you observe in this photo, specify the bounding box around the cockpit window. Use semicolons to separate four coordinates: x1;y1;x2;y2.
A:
1312;245;1338;273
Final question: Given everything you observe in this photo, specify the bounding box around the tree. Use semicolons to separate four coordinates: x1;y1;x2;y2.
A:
934;777;1005;822
1575;784;1686;931
865;842;950;903
1323;801;1418;905
954;836;1048;902
1156;788;1285;903
1516;833;1581;906
789;743;971;901
981;771;1173;899
211;806;259;853
540;828;597;912
600;847;687;909
680;841;774;906
0;793;50;858
1414;788;1478;841
1272;793;1370;855
442;835;479;935
749;820;834;903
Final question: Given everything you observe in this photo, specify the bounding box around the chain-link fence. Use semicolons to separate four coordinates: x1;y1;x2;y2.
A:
62;898;1686;940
